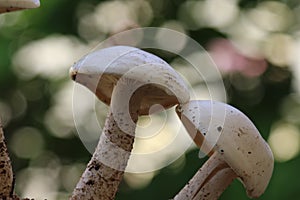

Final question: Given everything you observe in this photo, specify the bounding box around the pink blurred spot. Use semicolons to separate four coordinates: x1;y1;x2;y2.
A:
208;38;267;77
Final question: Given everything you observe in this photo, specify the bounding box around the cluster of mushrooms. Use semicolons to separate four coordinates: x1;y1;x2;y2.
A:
0;1;274;199
70;46;274;200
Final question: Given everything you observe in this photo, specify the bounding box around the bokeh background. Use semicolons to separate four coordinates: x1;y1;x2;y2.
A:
1;0;300;199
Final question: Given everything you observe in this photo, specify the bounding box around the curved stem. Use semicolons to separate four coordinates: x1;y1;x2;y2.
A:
174;152;237;200
193;167;236;200
0;120;14;198
71;81;144;200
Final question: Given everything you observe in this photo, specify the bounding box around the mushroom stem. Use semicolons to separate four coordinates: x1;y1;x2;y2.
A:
0;120;14;198
174;152;237;200
194;167;236;200
71;81;144;200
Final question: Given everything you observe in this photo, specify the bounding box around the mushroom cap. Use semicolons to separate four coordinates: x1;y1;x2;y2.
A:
0;0;40;13
176;100;274;198
70;46;190;115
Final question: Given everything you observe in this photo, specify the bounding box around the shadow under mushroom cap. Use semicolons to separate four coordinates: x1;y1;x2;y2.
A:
70;46;190;115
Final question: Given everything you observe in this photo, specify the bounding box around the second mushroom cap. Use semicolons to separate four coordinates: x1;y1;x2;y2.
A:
176;100;274;198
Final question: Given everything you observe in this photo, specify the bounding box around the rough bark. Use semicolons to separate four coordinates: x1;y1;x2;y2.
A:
0;2;39;199
0;120;14;198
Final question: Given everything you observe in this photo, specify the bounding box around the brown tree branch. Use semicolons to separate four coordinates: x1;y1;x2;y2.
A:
0;119;14;198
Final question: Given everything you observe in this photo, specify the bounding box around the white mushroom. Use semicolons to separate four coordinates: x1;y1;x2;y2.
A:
0;0;40;13
70;46;190;199
174;100;274;200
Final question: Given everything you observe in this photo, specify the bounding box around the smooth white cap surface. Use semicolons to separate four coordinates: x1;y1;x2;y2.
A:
70;46;190;115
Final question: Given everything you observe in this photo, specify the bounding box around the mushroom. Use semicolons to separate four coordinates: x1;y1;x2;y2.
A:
174;100;274;200
0;0;40;13
70;46;190;199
